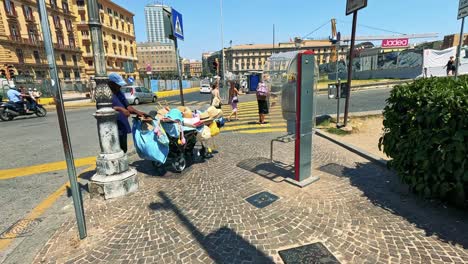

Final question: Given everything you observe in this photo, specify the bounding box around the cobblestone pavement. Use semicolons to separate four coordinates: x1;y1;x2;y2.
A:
34;133;468;264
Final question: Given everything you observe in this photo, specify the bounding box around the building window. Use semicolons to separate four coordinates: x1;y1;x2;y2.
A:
23;5;33;21
85;45;90;53
53;15;61;29
33;51;41;64
57;33;64;46
74;70;80;79
107;8;112;14
72;55;78;65
112;34;116;40
63;70;71;79
65;19;73;31
28;27;37;43
16;49;24;64
87;60;93;66
98;3;103;10
50;0;57;9
5;0;17;16
68;34;75;48
10;24;19;40
62;1;69;13
61;54;67;65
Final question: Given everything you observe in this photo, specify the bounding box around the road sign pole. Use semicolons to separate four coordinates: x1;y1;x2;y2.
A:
456;17;465;78
174;37;185;106
343;10;358;127
37;0;87;239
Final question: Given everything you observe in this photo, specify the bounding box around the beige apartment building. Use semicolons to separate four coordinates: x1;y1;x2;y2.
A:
224;40;348;75
182;59;202;78
136;42;177;73
0;0;83;80
73;0;138;79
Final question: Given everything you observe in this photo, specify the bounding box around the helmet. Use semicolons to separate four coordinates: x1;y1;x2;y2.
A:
28;88;32;91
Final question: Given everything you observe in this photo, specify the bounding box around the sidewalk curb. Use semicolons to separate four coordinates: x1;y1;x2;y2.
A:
37;87;201;108
315;129;388;168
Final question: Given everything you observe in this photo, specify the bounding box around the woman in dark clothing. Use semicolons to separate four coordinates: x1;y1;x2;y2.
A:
445;56;456;76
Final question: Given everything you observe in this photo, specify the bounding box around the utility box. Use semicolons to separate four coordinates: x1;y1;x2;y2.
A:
265;50;319;186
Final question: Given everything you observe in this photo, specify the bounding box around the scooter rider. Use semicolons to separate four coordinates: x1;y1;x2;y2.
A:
6;85;30;113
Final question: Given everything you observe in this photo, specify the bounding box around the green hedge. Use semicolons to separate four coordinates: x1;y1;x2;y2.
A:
379;77;468;207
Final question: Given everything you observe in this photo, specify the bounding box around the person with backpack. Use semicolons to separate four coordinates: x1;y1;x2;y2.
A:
256;77;269;124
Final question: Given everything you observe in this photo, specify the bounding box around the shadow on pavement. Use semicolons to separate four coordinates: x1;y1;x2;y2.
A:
237;157;295;183
323;161;468;249
149;191;274;264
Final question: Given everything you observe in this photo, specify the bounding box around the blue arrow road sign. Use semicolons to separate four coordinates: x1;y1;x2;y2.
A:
172;8;184;40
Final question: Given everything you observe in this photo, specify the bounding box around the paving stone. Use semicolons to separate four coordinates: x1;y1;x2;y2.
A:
32;133;468;263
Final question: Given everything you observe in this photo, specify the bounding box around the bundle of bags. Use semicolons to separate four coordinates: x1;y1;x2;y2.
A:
155;104;225;142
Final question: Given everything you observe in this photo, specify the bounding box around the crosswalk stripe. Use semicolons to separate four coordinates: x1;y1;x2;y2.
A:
239;128;287;134
223;122;286;132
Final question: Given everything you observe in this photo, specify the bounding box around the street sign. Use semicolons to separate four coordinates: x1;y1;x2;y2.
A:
459;0;468;19
127;77;134;83
171;8;184;40
346;0;368;15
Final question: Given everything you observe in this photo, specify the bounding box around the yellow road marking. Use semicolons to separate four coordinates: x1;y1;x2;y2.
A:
0;138;134;181
223;123;287;132
0;164;96;251
0;156;96;180
239;128;287;134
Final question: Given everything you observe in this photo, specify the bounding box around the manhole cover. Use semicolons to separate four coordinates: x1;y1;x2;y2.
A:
245;191;279;209
279;242;340;264
0;218;42;239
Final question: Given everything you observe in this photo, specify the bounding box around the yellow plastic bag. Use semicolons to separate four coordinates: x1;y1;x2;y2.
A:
209;122;220;137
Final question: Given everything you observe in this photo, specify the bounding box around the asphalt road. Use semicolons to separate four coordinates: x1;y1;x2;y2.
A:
0;88;390;170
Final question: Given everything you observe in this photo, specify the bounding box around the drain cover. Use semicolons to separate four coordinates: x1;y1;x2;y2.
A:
279;242;340;264
0;218;42;239
245;191;279;209
318;163;349;177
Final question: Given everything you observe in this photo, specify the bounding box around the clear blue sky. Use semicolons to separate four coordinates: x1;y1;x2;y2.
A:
113;0;461;60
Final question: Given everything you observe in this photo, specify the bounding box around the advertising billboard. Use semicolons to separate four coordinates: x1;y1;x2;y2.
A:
382;38;409;49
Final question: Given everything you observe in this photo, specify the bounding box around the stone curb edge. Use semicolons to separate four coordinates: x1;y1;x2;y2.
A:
315;129;388;168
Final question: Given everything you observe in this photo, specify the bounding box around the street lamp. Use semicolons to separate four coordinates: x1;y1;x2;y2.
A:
219;0;227;100
87;0;138;199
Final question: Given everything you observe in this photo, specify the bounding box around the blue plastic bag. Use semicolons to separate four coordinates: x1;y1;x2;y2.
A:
132;119;169;164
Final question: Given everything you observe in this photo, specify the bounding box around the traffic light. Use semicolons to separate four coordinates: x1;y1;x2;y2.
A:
0;69;5;78
7;65;16;79
212;60;218;71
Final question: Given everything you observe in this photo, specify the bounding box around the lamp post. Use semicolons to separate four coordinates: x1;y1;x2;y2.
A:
220;0;227;100
87;0;138;199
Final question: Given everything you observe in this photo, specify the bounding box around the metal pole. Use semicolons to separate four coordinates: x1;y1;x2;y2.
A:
220;0;227;100
174;38;185;106
455;17;465;78
37;0;86;239
337;78;341;127
273;24;275;54
343;11;358;127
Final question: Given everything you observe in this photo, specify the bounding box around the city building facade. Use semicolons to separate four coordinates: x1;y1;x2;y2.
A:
224;40;348;75
0;0;83;81
144;3;170;44
74;0;138;80
136;42;177;74
442;34;468;50
182;59;202;78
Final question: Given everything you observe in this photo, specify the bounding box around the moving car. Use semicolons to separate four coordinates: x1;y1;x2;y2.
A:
121;86;157;105
199;83;211;94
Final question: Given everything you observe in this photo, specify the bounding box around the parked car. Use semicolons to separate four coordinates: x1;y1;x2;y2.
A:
121;86;157;105
199;83;211;94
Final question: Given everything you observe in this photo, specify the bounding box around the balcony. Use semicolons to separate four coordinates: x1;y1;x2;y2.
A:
53;43;81;52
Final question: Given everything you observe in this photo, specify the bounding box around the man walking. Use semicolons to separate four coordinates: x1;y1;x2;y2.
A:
108;73;145;153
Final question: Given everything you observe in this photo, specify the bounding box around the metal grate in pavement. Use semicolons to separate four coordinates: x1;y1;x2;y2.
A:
0;218;42;239
279;242;341;264
245;191;279;209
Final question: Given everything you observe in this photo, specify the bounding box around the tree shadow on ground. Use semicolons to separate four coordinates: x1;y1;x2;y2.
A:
320;162;468;249
148;191;275;264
